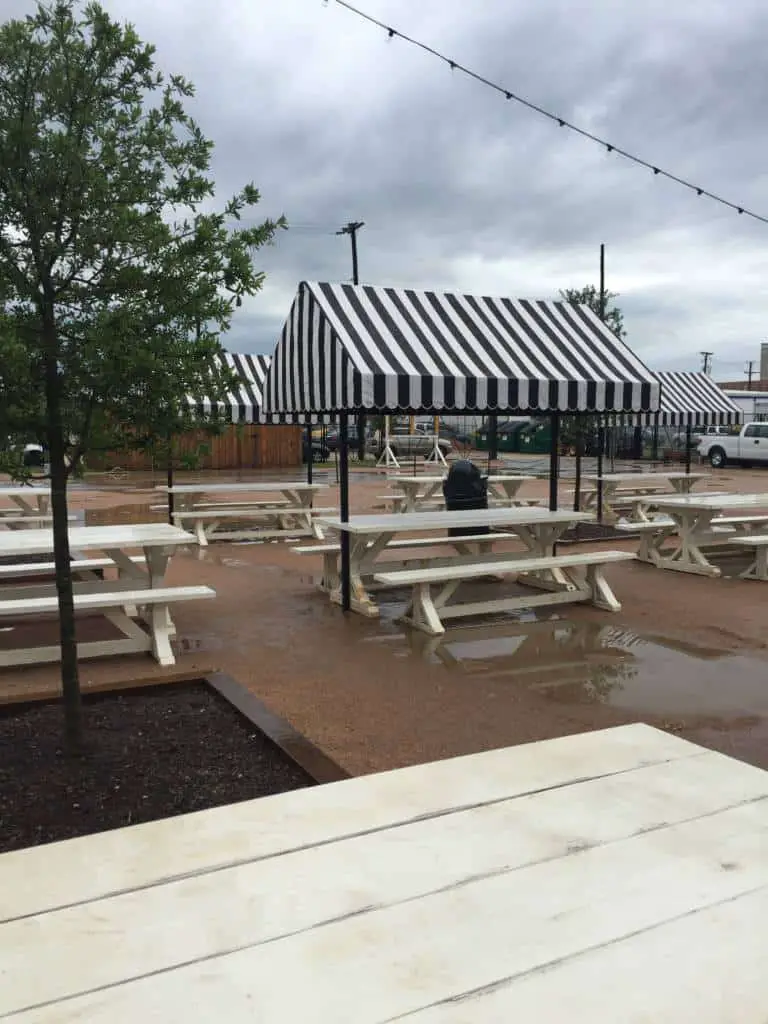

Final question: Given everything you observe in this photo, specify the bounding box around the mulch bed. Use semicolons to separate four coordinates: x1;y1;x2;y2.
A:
0;682;313;854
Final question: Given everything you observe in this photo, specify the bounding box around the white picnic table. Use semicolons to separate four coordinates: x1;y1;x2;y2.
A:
578;471;709;523
0;523;210;666
388;474;536;512
0;485;51;521
0;723;765;1022
632;492;768;578
317;507;593;616
157;481;328;544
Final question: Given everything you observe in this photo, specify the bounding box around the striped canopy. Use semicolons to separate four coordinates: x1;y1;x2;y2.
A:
261;281;661;416
643;371;742;426
189;353;325;425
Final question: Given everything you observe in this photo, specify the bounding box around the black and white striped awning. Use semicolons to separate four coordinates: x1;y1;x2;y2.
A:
261;282;661;416
188;353;325;425
645;371;742;426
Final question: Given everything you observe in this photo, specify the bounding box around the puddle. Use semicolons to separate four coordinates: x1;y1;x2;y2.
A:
174;635;224;654
369;618;768;720
86;503;166;526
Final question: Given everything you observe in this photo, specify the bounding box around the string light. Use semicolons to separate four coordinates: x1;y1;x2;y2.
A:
331;0;768;226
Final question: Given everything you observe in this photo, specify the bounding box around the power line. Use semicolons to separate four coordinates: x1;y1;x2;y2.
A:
330;0;768;226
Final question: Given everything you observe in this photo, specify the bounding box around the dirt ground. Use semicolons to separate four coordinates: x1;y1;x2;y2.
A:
2;460;767;775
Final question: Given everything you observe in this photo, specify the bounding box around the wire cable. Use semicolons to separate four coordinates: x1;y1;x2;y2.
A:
331;0;768;225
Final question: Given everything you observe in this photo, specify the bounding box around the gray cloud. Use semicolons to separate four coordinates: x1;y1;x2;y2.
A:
7;0;768;377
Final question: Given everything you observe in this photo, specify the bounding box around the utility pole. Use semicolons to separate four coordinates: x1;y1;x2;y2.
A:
337;221;366;459
700;351;713;374
745;361;755;388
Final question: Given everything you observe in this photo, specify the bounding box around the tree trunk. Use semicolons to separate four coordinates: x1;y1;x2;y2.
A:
44;349;84;754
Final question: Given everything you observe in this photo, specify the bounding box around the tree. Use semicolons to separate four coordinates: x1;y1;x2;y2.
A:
0;0;285;751
559;284;626;339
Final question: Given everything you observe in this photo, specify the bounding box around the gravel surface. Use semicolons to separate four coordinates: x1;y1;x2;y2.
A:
0;683;312;853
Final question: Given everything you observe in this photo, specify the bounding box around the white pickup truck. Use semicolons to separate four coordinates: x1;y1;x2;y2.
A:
697;422;768;468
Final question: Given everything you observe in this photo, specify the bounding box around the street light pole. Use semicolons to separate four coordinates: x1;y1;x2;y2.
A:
337;221;366;461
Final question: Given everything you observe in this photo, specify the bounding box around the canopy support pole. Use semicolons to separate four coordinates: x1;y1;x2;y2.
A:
305;417;313;486
339;413;351;612
573;418;582;512
487;414;498;473
596;416;605;524
549;413;560;512
166;430;174;526
685;423;692;474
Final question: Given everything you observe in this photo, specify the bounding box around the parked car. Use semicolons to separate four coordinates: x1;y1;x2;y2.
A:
379;430;453;459
697;421;768;468
324;424;371;452
302;436;329;463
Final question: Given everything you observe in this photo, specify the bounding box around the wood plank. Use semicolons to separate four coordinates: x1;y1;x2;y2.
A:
409;887;768;1022
0;724;702;922
374;550;634;586
1;752;765;1015
8;800;766;1022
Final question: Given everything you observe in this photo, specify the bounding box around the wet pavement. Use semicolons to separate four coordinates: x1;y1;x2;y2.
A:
3;468;768;775
363;613;768;721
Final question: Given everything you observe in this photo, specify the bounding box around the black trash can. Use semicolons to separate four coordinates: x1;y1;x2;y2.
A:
443;459;489;537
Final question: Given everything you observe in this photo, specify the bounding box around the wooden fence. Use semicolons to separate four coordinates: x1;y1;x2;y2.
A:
86;425;302;472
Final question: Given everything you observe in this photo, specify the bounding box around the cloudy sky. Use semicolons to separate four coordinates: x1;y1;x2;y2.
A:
12;0;768;376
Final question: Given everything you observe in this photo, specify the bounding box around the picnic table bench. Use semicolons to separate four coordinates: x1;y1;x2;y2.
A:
316;508;594;616
387;474;535;513
3;724;764;1020
0;523;210;667
618;493;768;575
374;550;633;635
157;482;328;545
576;471;709;523
293;532;519;592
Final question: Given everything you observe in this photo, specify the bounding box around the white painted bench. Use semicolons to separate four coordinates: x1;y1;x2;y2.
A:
171;507;322;545
373;550;634;635
0;514;75;527
292;533;519;591
0;555;146;581
729;534;768;581
0;585;216;667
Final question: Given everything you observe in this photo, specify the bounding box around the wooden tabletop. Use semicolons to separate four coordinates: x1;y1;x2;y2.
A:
0;486;50;497
158;482;324;494
0;522;194;557
580;472;709;484
1;724;765;1021
652;492;768;510
318;508;592;534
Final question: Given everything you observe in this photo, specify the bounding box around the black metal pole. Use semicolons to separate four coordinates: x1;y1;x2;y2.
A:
685;423;692;474
305;417;312;485
338;413;351;613
166;431;174;525
599;243;606;319
488;414;498;468
652;413;659;464
573;419;582;512
549;413;560;511
596;416;605;524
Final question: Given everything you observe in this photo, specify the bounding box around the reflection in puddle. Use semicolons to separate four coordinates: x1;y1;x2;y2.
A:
86;503;166;526
368;618;768;720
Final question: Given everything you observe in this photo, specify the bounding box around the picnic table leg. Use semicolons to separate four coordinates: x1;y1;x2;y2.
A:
585;564;622;612
149;602;176;665
402;580;445;636
739;546;768;581
9;494;49;517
